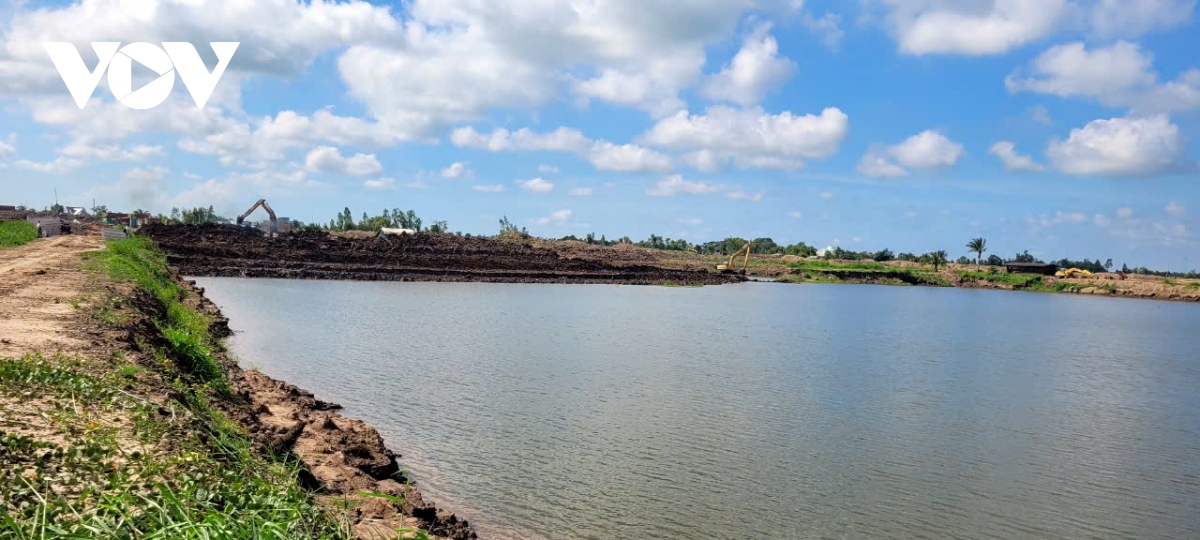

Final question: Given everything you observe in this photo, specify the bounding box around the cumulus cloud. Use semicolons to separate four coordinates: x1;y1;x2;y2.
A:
538;164;560;174
568;187;593;196
441;162;471;179
173;169;320;215
0;140;15;158
304;146;383;176
643;106;849;171
1006;41;1200;114
880;0;1193;56
802;12;844;51
364;178;397;191
452;126;670;172
1165;201;1186;216
15;156;84;174
645;174;762;201
472;184;505;193
858;130;963;176
702;25;796;106
516;178;554;193
536;209;572;225
1046;115;1190;176
989;141;1043;171
84;166;169;211
1117;207;1135;219
1029;211;1089;228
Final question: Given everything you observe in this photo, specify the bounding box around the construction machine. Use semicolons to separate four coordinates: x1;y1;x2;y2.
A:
717;242;752;274
236;199;278;237
1055;267;1093;278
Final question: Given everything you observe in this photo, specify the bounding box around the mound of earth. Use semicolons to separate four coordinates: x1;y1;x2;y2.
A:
140;224;742;286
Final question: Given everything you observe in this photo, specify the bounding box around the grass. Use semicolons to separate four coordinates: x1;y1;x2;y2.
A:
85;237;227;393
0;220;37;249
0;237;382;539
781;260;950;287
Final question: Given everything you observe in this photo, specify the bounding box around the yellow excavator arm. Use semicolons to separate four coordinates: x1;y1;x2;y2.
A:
236;199;278;236
717;242;752;274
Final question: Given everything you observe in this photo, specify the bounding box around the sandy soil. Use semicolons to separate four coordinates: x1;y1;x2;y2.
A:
0;235;104;358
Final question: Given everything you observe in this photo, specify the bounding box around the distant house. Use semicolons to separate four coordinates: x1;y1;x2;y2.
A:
27;216;65;237
1003;261;1059;275
0;205;27;221
106;213;132;227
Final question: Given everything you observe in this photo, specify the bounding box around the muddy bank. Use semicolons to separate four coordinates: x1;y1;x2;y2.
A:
142;224;742;286
181;279;479;539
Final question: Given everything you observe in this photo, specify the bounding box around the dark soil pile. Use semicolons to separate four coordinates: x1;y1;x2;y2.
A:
141;224;742;286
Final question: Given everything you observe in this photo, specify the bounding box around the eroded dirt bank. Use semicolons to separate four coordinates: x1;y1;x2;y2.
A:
0;235;478;539
141;224;743;286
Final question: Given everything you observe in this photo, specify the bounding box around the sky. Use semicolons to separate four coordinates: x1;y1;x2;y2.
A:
0;0;1197;270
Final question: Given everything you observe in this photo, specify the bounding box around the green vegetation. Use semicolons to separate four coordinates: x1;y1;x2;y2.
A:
966;238;987;265
0;355;350;540
86;237;226;392
782;259;951;287
170;205;223;225
0;237;392;538
0;220;38;249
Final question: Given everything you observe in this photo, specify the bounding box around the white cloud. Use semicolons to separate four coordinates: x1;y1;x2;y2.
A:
884;0;1069;56
646;175;725;197
819;191;833;200
15;156;84;174
364;178;397;191
1047;115;1190;176
1029;105;1054;126
788;211;802;218
702;25;797;106
852;236;863;243
859;130;963;176
404;180;428;189
1094;214;1112;227
1165;201;1186;216
803;12;845;51
0;140;14;158
889;130;964;168
452;126;670;172
173;169;320;215
536;209;572;225
472;184;505;193
989;141;1043;171
587;141;672;172
678;217;703;225
1029;211;1089;228
1117;207;1135;219
516;178;555;193
644;106;849;171
1091;0;1195;39
538;164;560;174
441;161;471;179
304;146;383;177
857;148;908;177
568;187;593;196
60;141;164;162
726;189;765;202
1007;41;1200;114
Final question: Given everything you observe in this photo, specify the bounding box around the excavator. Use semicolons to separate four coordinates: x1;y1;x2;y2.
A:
1055;268;1093;278
716;242;752;275
236;199;278;237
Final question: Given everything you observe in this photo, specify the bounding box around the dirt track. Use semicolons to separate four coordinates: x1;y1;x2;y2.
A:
141;224;743;286
0;235;104;358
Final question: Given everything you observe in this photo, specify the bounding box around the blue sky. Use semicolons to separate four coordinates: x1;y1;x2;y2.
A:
0;0;1197;270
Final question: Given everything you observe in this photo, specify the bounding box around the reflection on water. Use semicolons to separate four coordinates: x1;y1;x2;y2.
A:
195;278;1200;540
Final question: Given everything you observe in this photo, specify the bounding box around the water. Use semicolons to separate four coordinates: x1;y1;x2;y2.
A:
195;278;1200;540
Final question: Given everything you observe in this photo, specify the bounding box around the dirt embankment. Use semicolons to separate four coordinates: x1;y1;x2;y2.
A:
141;224;743;286
0;236;479;539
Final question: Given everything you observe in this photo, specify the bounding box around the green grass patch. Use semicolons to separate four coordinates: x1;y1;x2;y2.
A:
958;270;1045;289
86;237;227;392
0;220;37;249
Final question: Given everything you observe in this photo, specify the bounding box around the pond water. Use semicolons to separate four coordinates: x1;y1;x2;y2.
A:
195;278;1200;540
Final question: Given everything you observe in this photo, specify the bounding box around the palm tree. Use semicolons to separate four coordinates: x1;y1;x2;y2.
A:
930;250;948;272
966;238;987;265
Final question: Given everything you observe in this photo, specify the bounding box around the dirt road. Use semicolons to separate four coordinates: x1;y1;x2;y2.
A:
0;235;103;358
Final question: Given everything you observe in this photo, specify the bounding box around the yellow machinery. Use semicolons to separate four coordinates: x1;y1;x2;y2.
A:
717;242;751;274
1055;268;1093;278
236;199;278;236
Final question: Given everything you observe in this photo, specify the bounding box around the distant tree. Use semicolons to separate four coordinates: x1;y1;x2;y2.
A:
1121;263;1130;273
428;220;448;234
873;248;894;262
956;256;972;265
928;250;949;271
49;203;65;215
966;238;987;265
985;254;1004;266
91;205;109;219
896;252;919;262
498;215;524;235
1105;258;1113;271
1013;250;1037;263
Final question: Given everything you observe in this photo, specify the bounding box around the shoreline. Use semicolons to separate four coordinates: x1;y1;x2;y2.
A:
0;235;480;540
